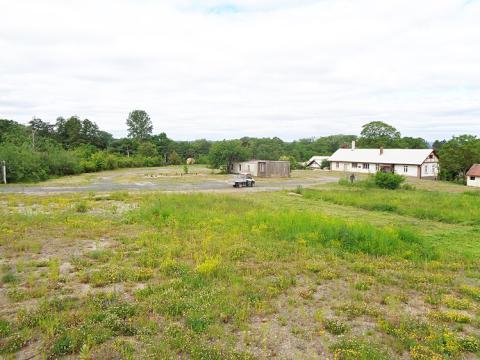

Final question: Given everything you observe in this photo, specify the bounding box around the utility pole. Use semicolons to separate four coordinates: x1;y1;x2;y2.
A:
1;160;6;184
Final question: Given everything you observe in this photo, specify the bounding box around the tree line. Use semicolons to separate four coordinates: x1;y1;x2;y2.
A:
0;111;479;183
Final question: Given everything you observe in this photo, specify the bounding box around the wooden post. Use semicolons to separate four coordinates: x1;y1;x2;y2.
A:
2;160;6;184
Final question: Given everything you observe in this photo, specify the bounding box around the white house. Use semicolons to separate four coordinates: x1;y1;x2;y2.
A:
328;142;439;179
305;156;330;169
466;164;480;187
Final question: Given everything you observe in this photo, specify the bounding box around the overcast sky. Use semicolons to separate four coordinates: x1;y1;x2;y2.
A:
1;0;479;141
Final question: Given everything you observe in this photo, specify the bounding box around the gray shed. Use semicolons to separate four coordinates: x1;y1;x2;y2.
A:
231;160;290;178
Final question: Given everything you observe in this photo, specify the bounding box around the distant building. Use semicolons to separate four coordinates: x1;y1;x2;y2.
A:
305;156;330;169
466;164;480;187
231;160;290;178
328;141;439;179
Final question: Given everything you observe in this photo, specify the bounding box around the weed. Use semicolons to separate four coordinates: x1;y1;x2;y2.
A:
294;185;304;195
353;282;371;291
1;272;17;284
336;302;378;320
196;258;221;277
0;319;11;338
331;338;388;359
324;319;349;335
74;201;89;213
442;295;472;310
459;285;480;301
428;310;472;324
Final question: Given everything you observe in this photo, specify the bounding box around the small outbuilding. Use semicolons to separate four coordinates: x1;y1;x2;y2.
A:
231;160;290;178
305;156;330;169
466;164;480;187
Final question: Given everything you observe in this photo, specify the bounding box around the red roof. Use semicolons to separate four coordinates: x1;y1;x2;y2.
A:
467;164;480;177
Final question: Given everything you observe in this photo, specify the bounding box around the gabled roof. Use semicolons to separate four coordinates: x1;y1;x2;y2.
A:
467;164;480;177
328;148;435;165
306;156;330;165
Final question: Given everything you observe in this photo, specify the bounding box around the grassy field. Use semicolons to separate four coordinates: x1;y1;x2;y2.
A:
1;176;480;359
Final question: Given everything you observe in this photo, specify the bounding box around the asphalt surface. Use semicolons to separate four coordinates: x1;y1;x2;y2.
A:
0;177;339;194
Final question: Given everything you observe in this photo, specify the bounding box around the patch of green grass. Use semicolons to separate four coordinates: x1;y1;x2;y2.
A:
1;272;17;284
303;188;480;225
0;319;11;338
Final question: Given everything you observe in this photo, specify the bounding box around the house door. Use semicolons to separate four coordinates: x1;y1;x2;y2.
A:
258;162;267;177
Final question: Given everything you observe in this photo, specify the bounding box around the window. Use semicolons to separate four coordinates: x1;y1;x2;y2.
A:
259;163;265;172
375;164;379;171
352;162;358;168
429;154;434;159
336;162;339;169
247;165;250;172
403;165;408;173
424;165;428;174
363;163;369;170
239;164;242;171
471;176;476;181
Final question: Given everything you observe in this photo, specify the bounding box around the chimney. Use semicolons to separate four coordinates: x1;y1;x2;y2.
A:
351;141;356;150
380;146;384;155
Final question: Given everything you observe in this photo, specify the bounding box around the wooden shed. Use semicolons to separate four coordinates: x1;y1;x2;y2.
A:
231;160;290;178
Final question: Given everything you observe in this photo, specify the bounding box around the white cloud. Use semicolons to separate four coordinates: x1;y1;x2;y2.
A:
0;0;479;140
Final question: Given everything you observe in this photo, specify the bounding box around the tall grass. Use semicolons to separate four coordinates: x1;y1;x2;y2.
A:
303;188;480;225
128;193;434;260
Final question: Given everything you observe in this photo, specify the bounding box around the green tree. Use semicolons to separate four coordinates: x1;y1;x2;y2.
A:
279;155;298;170
56;116;83;149
208;140;250;172
439;135;480;182
396;137;428;149
432;139;446;151
138;142;158;157
126;110;153;140
151;132;172;162
0;119;29;145
358;121;401;148
168;150;182;165
29;118;55;139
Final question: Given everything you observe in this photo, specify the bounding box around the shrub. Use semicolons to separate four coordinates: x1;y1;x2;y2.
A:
320;159;330;169
43;149;82;176
374;172;405;190
0;143;49;182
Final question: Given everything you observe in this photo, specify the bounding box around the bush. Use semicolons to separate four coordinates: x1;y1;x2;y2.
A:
137;142;158;157
43;150;82;176
197;154;209;164
0;144;49;182
374;172;405;190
